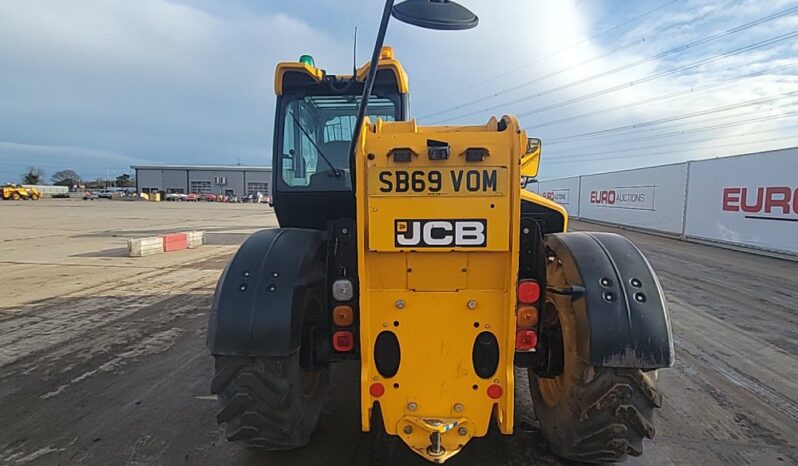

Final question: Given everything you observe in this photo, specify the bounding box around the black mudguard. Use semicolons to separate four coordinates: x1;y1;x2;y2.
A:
545;232;674;369
207;228;325;357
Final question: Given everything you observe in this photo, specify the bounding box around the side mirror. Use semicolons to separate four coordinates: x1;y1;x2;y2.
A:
520;137;541;179
392;0;479;30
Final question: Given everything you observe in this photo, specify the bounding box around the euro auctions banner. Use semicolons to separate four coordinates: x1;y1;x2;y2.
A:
538;176;581;217
684;148;798;254
578;163;688;234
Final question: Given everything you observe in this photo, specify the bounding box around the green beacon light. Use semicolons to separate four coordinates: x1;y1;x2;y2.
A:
299;54;315;67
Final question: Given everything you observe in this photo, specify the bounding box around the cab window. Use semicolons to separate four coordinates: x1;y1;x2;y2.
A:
279;95;397;191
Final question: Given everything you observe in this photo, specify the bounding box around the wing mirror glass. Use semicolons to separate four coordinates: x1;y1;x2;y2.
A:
521;137;541;178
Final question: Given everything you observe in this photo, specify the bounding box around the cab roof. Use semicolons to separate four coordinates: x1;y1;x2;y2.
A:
274;46;409;96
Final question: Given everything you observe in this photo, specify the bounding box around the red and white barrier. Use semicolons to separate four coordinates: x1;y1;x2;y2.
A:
127;231;206;257
163;233;188;252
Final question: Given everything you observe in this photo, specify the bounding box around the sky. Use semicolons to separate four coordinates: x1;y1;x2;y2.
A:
1;0;797;183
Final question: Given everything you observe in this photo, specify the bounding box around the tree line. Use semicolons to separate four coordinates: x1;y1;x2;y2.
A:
18;167;135;188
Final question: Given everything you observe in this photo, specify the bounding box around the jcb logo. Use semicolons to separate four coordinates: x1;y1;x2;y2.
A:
395;219;487;248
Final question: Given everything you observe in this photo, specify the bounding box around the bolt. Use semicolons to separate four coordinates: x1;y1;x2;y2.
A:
407;402;417;411
382;322;388;328
239;284;247;291
523;227;530;234
272;271;279;278
630;278;642;288
341;227;348;234
467;300;477;310
268;285;276;292
373;376;379;381
458;427;468;436
403;425;413;435
243;271;251;278
395;299;405;309
453;403;464;413
485;324;491;329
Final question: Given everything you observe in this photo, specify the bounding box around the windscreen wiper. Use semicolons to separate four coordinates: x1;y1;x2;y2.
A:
288;112;341;177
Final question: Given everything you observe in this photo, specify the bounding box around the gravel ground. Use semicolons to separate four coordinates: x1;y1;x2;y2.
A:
1;199;796;465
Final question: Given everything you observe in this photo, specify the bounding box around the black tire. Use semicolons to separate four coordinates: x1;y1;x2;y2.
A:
212;353;329;450
529;256;662;463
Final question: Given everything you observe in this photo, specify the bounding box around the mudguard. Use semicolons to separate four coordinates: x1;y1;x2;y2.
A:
545;232;674;369
207;228;325;357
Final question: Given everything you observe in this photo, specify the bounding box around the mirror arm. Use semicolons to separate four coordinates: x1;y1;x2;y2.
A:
348;0;395;189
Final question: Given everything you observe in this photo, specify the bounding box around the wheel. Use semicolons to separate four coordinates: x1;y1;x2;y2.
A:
528;256;662;463
211;353;329;450
11;192;20;200
31;194;40;200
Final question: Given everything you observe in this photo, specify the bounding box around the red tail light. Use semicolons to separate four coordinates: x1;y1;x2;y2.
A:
515;329;538;350
332;330;354;352
517;280;541;304
369;382;385;398
487;383;503;399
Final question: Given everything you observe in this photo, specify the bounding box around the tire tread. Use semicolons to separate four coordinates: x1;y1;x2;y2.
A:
211;355;327;450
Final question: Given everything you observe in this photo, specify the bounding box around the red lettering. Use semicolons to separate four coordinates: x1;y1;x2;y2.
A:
764;187;791;214
591;191;597;203
607;190;616;205
722;187;741;211
740;187;763;213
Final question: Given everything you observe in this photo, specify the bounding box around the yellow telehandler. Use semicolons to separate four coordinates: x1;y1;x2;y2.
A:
208;1;673;463
2;184;40;201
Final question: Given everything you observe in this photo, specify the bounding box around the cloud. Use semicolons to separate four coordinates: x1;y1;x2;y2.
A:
0;0;795;182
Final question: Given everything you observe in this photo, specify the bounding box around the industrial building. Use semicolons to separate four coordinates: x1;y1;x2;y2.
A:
131;165;272;198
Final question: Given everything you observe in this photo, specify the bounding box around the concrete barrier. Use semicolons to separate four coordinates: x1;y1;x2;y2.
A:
163;233;188;252
128;236;164;257
186;231;205;249
127;231;205;257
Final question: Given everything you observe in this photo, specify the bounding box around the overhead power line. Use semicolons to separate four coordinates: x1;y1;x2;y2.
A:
548;121;798;162
542;134;798;166
543;105;798;146
418;36;650;120
431;4;798;123
418;0;685;108
544;89;798;144
525;62;798;129
420;0;738;119
514;31;798;121
539;111;798;153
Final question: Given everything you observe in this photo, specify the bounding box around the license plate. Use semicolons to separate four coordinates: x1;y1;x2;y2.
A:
368;167;507;196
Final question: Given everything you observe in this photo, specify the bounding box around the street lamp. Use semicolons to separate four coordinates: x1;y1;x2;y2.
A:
348;0;478;183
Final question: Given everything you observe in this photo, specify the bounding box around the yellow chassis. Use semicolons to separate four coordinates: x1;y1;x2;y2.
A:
355;116;567;462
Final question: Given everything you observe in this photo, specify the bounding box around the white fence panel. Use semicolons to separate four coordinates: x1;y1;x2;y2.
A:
538;176;581;217
684;148;798;254
578;163;688;234
22;185;69;195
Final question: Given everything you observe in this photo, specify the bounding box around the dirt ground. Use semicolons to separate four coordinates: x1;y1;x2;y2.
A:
0;199;796;465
